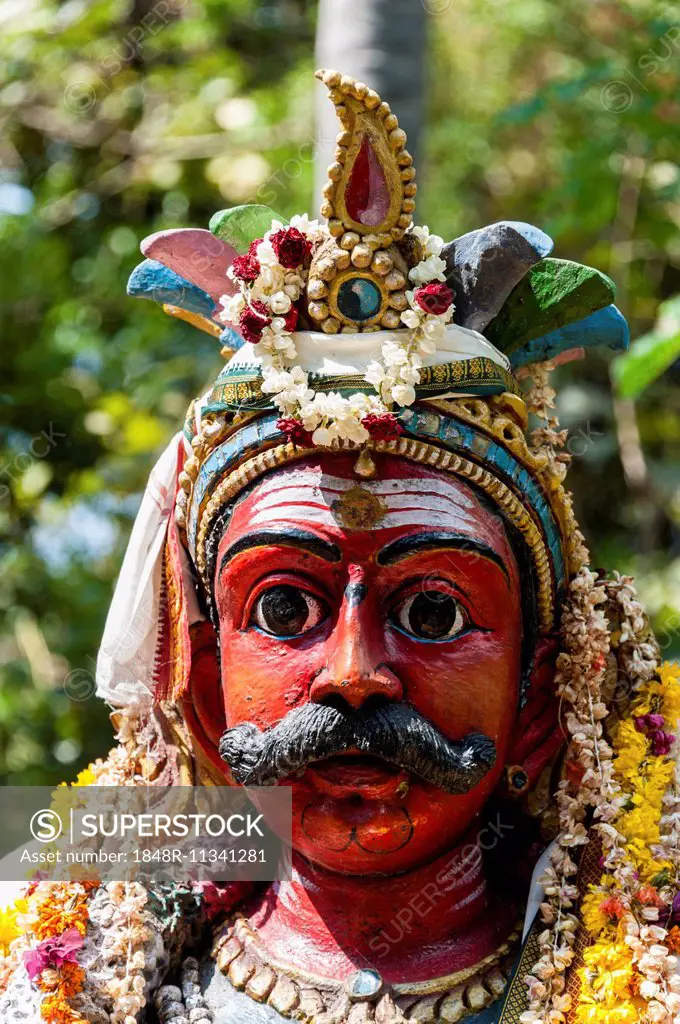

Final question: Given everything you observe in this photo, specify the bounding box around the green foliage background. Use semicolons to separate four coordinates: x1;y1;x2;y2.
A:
1;0;679;785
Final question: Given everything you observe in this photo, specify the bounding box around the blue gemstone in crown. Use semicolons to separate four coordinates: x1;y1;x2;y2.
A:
337;277;382;322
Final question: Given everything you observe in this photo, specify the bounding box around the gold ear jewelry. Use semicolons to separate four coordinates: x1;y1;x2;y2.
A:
307;70;419;335
505;765;531;797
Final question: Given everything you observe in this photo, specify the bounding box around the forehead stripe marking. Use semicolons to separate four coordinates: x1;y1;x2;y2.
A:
252;470;475;504
253;489;475;517
249;507;476;531
249;475;478;530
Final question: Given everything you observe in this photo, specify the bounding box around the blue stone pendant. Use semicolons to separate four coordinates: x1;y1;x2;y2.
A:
345;968;384;1002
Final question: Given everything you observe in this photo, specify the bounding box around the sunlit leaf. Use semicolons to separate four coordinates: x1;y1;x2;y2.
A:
209;204;286;251
612;296;680;399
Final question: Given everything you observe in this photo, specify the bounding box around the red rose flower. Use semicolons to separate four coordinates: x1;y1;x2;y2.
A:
232;240;262;283
239;302;271;344
270;227;311;269
565;759;585;786
413;282;454;316
362;413;403;441
194;881;254;920
277;417;314;447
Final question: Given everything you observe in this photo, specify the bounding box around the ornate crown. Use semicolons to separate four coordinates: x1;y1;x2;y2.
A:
127;68;629;426
125;68;631;642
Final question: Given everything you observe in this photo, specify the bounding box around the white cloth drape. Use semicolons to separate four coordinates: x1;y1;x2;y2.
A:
95;433;184;707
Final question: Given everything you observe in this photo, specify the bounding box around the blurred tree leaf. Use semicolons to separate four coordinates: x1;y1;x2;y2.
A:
612;296;680;398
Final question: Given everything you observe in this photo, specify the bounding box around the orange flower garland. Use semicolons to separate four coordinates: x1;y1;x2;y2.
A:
26;881;96;1023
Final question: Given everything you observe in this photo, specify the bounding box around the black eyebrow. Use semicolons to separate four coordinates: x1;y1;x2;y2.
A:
219;529;342;571
377;531;510;581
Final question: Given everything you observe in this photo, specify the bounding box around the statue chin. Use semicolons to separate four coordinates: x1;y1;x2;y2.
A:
281;768;503;875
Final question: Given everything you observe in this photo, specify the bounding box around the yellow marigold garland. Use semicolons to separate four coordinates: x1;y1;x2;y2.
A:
0;764;104;1011
576;662;680;1023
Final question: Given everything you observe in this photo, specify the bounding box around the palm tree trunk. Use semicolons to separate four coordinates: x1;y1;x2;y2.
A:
314;0;427;202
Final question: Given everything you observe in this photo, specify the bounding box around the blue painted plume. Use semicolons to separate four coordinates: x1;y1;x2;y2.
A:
127;259;218;320
220;326;246;352
442;221;554;333
510;304;630;368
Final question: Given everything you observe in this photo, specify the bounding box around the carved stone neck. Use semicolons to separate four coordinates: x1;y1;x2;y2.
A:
247;835;518;983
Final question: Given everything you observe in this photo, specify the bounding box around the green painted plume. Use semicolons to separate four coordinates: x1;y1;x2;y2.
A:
209;204;287;253
486;258;616;354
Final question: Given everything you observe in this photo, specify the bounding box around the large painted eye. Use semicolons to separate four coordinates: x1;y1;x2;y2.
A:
392;591;468;641
251;585;327;638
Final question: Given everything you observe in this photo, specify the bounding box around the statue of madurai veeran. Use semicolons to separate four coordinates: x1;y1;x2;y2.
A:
3;69;680;1024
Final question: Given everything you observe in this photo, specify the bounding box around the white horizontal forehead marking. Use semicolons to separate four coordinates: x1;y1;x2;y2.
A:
253;488;473;516
249;467;477;531
249;507;476;530
253;467;474;504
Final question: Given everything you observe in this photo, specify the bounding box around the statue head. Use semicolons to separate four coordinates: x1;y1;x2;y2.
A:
200;449;556;874
83;68;680;1024
104;68;630;879
172;378;580;875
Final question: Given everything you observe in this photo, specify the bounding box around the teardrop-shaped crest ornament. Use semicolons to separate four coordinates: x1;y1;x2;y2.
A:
307;70;417;334
316;68;416;244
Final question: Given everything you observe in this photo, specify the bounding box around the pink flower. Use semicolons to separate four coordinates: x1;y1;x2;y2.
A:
635;713;665;732
650;730;674;757
413;282;454;316
362;413;403;441
270;227;311;269
23;928;83;981
634;713;674;756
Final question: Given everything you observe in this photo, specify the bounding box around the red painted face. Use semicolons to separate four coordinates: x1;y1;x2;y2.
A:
202;453;524;875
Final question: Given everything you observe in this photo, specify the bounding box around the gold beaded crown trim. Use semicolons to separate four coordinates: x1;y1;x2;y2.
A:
177;393;581;635
308;69;419;335
318;69;416;242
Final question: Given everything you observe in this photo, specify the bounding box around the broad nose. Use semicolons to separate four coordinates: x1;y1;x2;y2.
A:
310;593;403;710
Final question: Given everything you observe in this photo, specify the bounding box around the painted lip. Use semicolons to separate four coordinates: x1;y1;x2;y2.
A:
304;753;410;800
